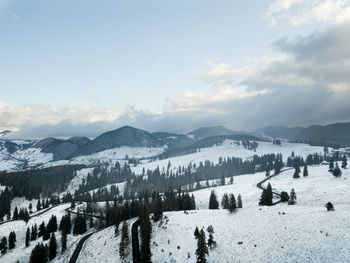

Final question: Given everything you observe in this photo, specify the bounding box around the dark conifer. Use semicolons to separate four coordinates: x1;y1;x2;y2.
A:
49;233;56;260
221;193;229;209
288;188;297;205
119;221;130;260
303;164;308;177
237;194;243;208
209;191;219;209
195;229;208;263
25;227;30;247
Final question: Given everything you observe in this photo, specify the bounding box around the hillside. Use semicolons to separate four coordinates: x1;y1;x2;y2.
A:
258;122;350;147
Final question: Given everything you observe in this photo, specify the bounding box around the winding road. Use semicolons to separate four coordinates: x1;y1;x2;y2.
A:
256;168;293;205
131;219;141;263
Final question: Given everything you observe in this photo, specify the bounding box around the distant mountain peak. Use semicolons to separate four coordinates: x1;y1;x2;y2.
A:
0;130;12;137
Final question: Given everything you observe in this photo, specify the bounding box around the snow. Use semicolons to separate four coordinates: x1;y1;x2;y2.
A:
150;165;350;263
76;221;133;263
63;167;95;196
0;203;71;263
131;141;324;175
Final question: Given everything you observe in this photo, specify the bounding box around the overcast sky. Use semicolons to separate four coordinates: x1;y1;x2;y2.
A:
1;0;350;138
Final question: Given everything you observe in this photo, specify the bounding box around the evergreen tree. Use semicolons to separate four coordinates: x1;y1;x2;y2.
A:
31;224;38;241
237;194;243;208
194;226;200;239
25;227;30;247
329;159;334;171
47;215;58;233
38;222;45;237
8;231;16;249
293;166;300;179
228;194;237;213
303;164;308;177
139;205;152;263
259;183;273;206
73;212;87;235
115;207;121;236
13;206;19;220
36;198;41;211
119;221;130;260
30;243;48;263
206;225;216;249
342;156;347;169
333;163;342;177
265;168;270;177
0;236;7;255
221;193;229;209
71;201;76;209
61;231;67;252
49;233;56;260
195;229;208;263
288;188;297;205
29;203;33;213
280;191;289;202
208;191;219;209
153;194;163;222
326;202;334;211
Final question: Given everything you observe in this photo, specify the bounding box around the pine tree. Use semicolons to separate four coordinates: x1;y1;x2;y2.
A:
61;231;67;252
30;243;48;263
31;224;38;241
47;215;58;233
0;236;7;254
13;206;18;220
25;227;30;247
293;166;300;179
342;156;347;169
288;188;297;205
38;222;45;237
194;226;200;239
139;205;152;263
206;225;216;249
259;183;273;206
237;194;243;208
8;231;16;249
153;194;163;222
329;159;335;171
221;193;229;209
303;164;308;177
208;191;219;209
29;203;33;213
333;163;342;177
196;229;208;263
49;233;56;259
265;168;270;177
115;207;121;236
280;191;289;202
36;198;41;211
119;221;130;260
228;194;237;213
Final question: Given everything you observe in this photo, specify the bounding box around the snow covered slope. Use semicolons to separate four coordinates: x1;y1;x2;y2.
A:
150;164;350;263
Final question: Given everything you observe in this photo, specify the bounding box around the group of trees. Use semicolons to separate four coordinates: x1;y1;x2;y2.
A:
12;206;30;222
259;183;273;206
221;193;242;212
194;225;216;263
0;165;84;199
25;224;39;247
259;183;297;206
0;231;16;255
328;159;346;177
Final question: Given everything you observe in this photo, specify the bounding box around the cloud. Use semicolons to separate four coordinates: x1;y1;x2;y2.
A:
265;0;350;26
3;23;350;138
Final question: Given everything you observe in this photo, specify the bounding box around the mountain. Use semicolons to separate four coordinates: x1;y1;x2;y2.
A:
152;132;194;149
70;126;162;157
296;123;350;147
256;126;304;140
258;122;350;147
34;136;91;160
187;126;234;140
0;130;12;137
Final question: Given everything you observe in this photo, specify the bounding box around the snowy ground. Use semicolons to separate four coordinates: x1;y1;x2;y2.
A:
150;165;350;263
0;203;71;263
131;141;324;175
76;219;134;263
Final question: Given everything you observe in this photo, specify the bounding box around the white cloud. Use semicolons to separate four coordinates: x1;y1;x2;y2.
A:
265;0;350;26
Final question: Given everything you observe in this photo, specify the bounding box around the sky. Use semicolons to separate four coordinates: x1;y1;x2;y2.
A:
1;0;350;138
